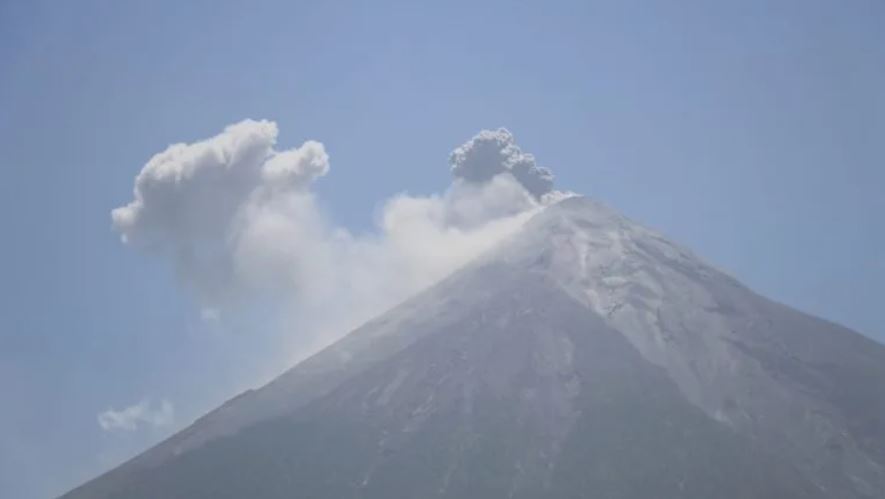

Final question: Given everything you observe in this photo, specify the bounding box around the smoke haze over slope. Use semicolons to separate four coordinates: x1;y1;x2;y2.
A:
112;122;566;359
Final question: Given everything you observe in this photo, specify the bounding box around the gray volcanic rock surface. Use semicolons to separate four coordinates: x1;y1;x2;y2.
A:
63;197;885;499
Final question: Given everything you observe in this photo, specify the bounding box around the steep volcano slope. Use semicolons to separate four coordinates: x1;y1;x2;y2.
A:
493;197;885;497
65;266;820;499
63;197;885;498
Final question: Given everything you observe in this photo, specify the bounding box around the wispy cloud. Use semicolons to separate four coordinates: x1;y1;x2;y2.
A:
97;399;174;432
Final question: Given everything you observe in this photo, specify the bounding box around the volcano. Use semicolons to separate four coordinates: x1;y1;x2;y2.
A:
63;197;885;498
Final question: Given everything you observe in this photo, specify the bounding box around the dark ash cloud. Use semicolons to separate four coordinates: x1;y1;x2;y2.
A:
449;128;554;199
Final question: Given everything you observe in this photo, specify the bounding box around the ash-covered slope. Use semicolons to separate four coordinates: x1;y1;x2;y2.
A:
63;197;885;499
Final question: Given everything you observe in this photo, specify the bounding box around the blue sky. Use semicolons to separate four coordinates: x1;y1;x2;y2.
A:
1;1;883;497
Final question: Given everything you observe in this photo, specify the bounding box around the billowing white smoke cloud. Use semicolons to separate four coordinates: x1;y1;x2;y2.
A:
112;120;330;306
113;121;562;360
97;399;174;432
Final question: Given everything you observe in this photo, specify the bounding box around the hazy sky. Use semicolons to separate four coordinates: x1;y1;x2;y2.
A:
2;1;883;497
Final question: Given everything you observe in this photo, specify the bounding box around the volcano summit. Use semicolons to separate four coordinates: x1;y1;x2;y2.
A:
63;196;885;499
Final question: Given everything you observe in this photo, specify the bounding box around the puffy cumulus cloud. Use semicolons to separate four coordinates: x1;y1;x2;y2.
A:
113;122;563;361
97;399;174;432
450;127;554;199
